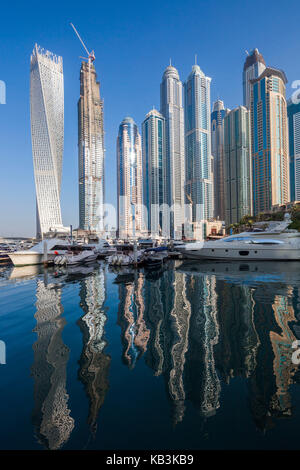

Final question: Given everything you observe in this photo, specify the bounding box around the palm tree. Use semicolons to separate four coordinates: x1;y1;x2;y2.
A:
228;223;240;234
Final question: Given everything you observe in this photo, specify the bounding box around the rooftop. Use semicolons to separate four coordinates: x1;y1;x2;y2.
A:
121;116;135;125
212;100;225;112
162;65;179;80
243;48;266;71
145;108;164;119
250;66;287;85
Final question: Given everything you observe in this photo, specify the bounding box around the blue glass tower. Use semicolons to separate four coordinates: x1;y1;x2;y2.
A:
142;109;166;236
160;64;185;239
211;100;229;220
117;117;143;238
250;67;290;214
224;106;252;226
184;64;213;228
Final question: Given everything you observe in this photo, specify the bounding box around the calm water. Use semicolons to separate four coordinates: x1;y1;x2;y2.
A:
0;259;300;450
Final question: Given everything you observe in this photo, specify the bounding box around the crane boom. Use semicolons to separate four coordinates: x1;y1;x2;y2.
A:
70;22;91;58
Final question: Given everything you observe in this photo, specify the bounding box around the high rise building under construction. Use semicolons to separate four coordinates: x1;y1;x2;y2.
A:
78;61;105;232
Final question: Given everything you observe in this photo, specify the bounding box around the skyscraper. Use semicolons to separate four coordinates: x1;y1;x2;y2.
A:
224;106;253;226
250;67;290;214
211;100;229;220
160;64;185;239
243;48;266;109
78;61;105;232
287;99;300;201
30;44;65;237
142;109;166;236
117;117;143;239
184;63;213;231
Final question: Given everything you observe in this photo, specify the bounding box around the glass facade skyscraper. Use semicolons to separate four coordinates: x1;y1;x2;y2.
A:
211;100;229;221
117;117;143;239
224;106;252;226
160;65;185;239
184;64;213;227
30;44;64;237
287;99;300;201
243;48;266;109
250;67;290;214
142;109;166;236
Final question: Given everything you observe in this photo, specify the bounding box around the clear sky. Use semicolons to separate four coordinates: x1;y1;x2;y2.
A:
1;0;299;237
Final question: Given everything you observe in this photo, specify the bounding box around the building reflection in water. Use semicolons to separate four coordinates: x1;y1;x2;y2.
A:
270;294;297;416
31;273;74;450
144;261;300;430
142;265;220;424
117;271;150;369
77;266;111;434
143;268;192;425
179;261;300;432
167;271;191;424
29;258;300;444
184;274;221;418
249;284;299;431
214;283;259;383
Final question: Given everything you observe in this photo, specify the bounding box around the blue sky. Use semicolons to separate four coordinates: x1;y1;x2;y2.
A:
1;0;299;236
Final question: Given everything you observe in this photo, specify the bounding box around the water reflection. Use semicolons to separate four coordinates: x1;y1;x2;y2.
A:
249;289;298;431
117;271;150;369
31;273;74;450
178;261;300;430
3;258;300;448
77;265;110;435
143;269;192;424
214;283;259;382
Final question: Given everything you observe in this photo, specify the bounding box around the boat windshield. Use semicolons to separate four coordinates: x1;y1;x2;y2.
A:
224;237;253;242
224;237;284;245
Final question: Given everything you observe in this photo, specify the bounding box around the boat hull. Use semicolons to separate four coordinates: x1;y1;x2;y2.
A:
182;246;300;261
8;253;53;266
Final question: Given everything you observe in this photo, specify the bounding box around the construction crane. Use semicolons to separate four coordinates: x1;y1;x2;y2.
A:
71;23;103;230
70;23;95;63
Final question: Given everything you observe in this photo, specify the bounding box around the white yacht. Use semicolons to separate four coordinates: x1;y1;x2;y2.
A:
8;239;71;266
178;215;300;261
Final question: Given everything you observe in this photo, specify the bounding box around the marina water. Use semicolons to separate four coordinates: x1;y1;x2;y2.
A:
0;260;300;450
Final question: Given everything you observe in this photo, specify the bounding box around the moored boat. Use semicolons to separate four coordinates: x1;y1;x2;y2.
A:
177;215;300;261
8;239;96;266
54;250;98;266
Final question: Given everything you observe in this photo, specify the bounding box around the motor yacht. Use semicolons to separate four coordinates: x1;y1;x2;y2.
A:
54;249;98;266
177;215;300;261
94;240;117;258
8;239;95;266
